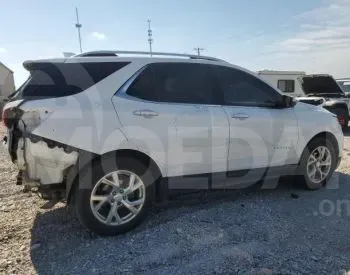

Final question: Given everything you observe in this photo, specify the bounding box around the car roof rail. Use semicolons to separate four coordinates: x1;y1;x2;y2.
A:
74;50;226;62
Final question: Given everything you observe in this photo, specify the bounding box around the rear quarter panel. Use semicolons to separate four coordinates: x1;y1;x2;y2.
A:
23;61;145;154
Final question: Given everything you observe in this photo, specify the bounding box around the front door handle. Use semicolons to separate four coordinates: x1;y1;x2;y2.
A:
133;109;159;118
231;113;249;120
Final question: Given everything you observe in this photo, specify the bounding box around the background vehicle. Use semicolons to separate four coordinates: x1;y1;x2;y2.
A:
337;78;350;96
259;71;350;128
2;51;343;235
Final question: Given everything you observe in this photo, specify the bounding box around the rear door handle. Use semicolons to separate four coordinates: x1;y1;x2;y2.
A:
231;113;249;120
133;109;159;118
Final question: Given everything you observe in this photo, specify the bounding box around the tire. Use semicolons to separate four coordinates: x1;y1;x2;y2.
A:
74;156;155;236
333;107;349;129
298;137;337;190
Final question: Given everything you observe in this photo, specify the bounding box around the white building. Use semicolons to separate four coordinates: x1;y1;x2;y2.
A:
0;62;15;100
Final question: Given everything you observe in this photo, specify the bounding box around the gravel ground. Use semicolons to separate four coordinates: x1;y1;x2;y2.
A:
2;125;350;274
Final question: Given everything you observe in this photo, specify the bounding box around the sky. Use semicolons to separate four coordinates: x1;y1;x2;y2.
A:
1;0;350;87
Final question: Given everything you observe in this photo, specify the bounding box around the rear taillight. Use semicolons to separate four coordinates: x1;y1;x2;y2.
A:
2;108;14;128
2;108;8;128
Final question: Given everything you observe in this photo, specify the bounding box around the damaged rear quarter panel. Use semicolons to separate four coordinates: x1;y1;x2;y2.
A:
7;61;167;185
18;73;129;155
12;86;131;185
17;137;79;184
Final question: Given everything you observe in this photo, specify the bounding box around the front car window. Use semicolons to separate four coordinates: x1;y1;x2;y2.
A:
215;66;282;107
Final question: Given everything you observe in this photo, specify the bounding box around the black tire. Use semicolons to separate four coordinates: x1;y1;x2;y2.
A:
333;107;349;129
74;156;155;236
298;137;337;190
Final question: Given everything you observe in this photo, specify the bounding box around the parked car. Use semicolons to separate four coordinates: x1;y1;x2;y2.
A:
337;78;350;96
2;51;343;235
258;71;350;128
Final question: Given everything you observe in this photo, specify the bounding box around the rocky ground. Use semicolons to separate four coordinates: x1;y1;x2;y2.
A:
1;125;350;274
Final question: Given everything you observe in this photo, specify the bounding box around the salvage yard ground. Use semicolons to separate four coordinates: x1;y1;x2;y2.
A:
1;124;350;274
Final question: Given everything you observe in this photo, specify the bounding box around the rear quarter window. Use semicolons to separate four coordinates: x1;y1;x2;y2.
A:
18;62;129;99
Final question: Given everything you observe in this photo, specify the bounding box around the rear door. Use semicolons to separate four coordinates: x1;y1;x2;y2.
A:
113;62;229;178
214;66;299;173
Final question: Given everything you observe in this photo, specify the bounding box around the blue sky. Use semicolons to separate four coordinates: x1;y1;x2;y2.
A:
1;0;350;87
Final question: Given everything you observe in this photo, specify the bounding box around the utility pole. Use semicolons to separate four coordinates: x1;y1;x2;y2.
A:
147;19;153;56
194;47;204;56
75;7;83;53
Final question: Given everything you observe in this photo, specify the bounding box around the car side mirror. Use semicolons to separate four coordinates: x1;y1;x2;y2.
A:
282;95;296;108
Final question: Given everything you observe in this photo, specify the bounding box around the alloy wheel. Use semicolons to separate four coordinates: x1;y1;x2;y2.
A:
90;170;145;226
306;146;332;184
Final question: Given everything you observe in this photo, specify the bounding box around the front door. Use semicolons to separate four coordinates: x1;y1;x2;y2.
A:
214;66;299;174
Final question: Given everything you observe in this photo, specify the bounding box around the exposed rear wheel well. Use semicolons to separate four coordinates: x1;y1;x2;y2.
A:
107;149;162;180
67;149;164;204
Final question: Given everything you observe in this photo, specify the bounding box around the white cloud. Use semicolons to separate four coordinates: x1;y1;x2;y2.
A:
280;1;350;52
0;47;7;53
91;32;107;40
300;24;323;30
265;0;350;77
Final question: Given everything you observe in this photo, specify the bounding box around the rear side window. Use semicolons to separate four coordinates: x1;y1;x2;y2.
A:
126;63;218;105
277;79;295;93
126;66;155;101
215;66;281;107
18;62;129;99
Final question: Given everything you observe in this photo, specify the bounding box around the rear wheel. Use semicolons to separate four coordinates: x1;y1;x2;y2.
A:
74;156;155;235
298;138;336;190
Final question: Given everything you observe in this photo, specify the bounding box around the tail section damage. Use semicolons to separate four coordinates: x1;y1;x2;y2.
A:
16;137;79;185
3;103;80;200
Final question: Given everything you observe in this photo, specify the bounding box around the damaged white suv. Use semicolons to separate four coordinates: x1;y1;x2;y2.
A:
2;51;343;235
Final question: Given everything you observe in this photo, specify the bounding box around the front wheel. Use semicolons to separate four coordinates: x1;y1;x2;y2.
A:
74;156;155;235
298;138;336;190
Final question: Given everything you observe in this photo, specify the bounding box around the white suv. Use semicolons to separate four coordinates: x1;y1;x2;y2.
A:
2;51;343;235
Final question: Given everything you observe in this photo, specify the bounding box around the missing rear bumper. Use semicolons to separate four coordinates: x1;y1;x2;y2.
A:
16;136;79;186
15;170;64;201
